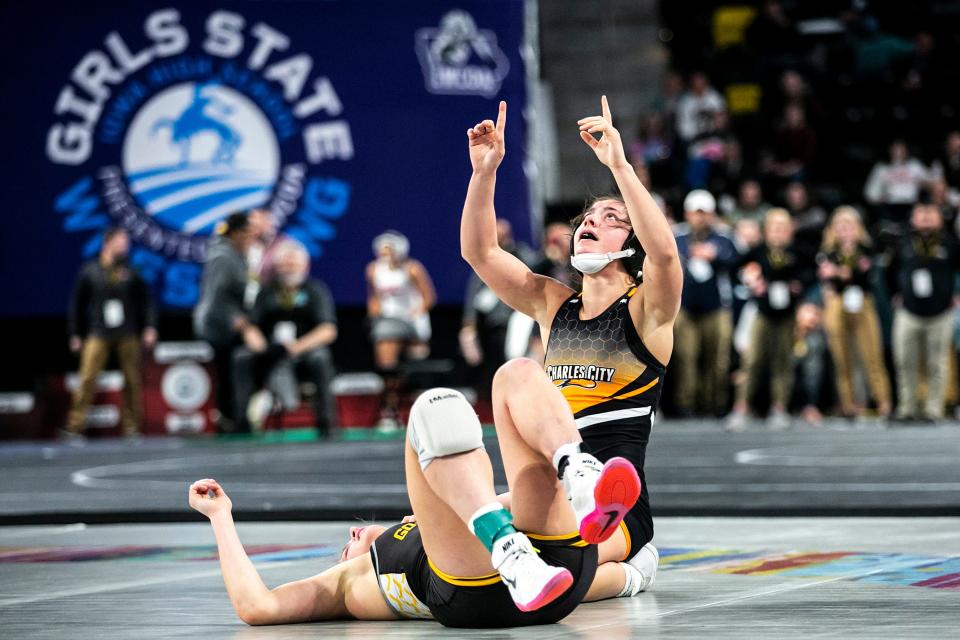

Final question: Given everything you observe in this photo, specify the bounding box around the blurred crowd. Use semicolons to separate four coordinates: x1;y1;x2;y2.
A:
618;0;960;427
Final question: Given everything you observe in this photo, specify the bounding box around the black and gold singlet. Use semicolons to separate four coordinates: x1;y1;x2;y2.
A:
545;286;665;435
370;522;596;628
544;286;666;556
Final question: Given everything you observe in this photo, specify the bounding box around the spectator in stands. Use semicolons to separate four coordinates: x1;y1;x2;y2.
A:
233;240;338;437
630;161;671;222
245;208;281;306
928;178;959;229
864;140;932;223
629;112;675;188
65;228;156;441
366;230;436;428
818;207;891;419
762;104;817;188
729;216;765;382
931;131;960;193
675;72;726;145
733;217;763;254
765;70;823;127
533;221;573;287
792;302;828;427
785;181;827;257
728;179;771;225
460;219;533;405
673;190;738;417
194;212;253;433
745;0;802;67
886;202;960;422
849;19;916;86
726;209;815;431
686;110;736;190
901;32;944;99
527;221;574;362
652;69;684;135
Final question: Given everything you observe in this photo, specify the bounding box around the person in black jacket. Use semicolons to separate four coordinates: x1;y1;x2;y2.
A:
66;228;156;439
886;202;960;421
726;208;816;431
233;240;338;436
193;213;254;432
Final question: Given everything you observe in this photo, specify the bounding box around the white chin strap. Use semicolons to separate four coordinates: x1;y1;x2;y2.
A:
570;248;636;274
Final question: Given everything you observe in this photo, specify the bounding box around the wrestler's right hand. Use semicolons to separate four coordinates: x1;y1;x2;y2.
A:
467;101;507;174
189;478;233;518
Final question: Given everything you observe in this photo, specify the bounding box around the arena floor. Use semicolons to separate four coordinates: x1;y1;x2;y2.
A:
2;420;958;637
1;518;958;638
1;419;959;523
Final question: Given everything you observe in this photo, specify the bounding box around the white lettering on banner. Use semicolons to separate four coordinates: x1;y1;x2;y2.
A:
248;23;290;70
204;11;245;58
146;9;189;58
47;9;353;165
294;77;343;118
105;32;154;74
265;54;312;101
304;121;355;163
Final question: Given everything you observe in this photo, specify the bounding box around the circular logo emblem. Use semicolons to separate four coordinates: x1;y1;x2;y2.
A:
122;81;280;236
161;362;211;412
47;9;356;308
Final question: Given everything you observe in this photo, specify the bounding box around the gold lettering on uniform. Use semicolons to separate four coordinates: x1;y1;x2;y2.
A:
393;522;417;540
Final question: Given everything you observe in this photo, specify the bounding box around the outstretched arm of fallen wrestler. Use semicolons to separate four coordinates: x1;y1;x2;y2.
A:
189;479;394;624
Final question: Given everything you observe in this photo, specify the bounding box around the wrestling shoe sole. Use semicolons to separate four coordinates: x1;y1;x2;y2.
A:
578;457;642;545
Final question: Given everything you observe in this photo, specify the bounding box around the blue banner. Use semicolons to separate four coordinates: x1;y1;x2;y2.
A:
0;0;530;315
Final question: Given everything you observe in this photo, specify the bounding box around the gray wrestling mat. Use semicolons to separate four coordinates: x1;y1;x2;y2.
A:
1;518;958;639
2;420;959;524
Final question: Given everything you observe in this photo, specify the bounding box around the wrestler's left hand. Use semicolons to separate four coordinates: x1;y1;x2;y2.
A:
578;95;629;170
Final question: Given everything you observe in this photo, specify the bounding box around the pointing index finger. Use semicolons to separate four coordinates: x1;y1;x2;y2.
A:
496;100;507;133
601;95;612;123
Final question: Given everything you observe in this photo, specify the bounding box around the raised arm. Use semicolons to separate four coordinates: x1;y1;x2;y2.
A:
188;479;391;625
578;96;682;334
461;101;572;324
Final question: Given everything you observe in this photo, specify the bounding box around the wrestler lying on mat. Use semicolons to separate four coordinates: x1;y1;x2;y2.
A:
188;359;640;628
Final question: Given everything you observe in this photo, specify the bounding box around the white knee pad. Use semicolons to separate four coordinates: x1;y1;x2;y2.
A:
407;388;484;470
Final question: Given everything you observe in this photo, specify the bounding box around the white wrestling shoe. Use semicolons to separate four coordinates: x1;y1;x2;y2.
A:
561;454;642;544
247;390;274;432
619;542;659;596
492;532;574;612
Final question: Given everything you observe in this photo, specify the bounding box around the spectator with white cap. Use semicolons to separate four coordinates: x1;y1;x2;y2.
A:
673;190;739;417
366;230;436;428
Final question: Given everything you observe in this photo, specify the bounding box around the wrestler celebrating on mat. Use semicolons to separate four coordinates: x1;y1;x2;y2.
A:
189;362;640;628
460;96;682;599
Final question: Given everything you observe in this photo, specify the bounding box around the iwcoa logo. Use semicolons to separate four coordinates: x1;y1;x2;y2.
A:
415;10;510;98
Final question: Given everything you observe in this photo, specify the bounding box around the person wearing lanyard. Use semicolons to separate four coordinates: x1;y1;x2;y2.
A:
817;206;891;420
726;208;816;431
885;202;960;422
65;227;156;441
673;189;739;418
